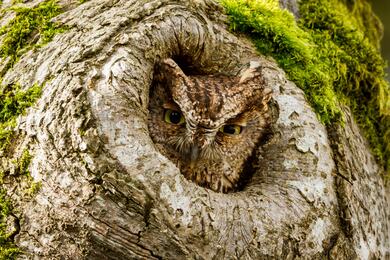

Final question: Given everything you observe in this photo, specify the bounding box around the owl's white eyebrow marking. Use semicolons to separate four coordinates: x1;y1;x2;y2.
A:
162;101;180;110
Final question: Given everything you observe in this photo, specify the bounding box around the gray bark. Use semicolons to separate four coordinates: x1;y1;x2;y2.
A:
0;0;388;259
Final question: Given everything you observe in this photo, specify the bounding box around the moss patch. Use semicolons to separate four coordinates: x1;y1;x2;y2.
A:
16;150;42;196
13;149;32;175
0;149;41;258
0;83;42;257
220;0;390;173
0;84;42;152
0;0;65;72
0;0;64;255
0;189;20;259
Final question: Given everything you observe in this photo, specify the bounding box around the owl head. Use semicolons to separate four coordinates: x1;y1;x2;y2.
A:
148;59;272;193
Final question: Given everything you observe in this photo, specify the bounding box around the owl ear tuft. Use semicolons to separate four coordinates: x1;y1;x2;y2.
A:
154;58;192;104
155;58;187;83
238;61;263;84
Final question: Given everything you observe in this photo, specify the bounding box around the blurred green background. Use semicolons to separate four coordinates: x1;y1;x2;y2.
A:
371;1;390;81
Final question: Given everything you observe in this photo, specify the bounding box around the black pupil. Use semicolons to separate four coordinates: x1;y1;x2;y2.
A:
169;111;182;124
224;125;237;134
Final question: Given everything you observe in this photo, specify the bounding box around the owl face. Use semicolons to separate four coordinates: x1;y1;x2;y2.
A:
148;59;272;193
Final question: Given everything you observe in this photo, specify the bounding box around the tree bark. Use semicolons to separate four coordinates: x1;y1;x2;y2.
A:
0;0;388;259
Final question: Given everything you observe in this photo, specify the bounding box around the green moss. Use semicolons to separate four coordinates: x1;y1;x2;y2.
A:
78;128;86;137
0;0;56;251
14;149;31;176
340;0;383;49
0;84;42;152
11;0;24;4
0;149;41;258
0;190;20;259
15;150;42;195
26;181;41;196
0;0;63;152
0;0;65;72
220;0;389;173
0;1;62;257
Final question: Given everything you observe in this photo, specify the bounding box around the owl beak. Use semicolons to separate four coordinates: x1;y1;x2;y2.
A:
189;144;200;169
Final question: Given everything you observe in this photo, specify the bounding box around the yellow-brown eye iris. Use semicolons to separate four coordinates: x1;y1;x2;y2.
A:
219;124;242;135
164;109;185;125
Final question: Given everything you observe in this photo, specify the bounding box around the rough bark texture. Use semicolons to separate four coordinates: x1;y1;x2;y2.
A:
0;0;388;259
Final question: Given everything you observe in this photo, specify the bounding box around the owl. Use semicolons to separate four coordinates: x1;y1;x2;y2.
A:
148;59;272;193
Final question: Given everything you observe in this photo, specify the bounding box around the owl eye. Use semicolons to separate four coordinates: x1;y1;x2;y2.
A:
219;124;242;135
164;109;185;125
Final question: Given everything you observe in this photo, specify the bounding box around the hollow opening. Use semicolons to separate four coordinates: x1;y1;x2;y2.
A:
170;55;204;75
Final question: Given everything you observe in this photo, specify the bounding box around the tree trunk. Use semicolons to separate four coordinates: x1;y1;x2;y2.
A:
0;0;388;259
